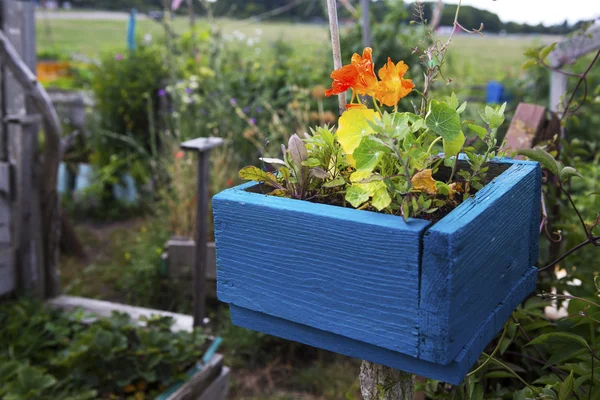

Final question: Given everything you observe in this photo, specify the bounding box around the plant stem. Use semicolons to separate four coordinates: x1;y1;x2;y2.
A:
467;321;509;377
426;136;443;156
561;49;600;121
538;237;598;272
482;353;536;391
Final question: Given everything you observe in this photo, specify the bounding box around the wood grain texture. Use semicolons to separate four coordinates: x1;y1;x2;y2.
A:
214;158;541;379
214;182;431;356
419;161;541;364
229;264;536;385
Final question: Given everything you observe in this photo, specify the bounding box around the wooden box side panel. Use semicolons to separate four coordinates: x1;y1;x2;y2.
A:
213;186;430;356
420;162;541;364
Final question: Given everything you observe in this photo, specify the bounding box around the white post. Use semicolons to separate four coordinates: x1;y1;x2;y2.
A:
549;70;568;114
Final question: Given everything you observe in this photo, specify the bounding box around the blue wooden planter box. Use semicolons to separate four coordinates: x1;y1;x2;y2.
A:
213;159;541;384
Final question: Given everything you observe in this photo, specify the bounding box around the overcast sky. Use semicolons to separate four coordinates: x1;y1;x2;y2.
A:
443;0;600;25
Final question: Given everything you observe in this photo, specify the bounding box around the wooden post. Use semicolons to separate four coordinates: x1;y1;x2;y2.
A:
360;0;370;48
181;137;223;327
360;362;414;400
326;0;346;113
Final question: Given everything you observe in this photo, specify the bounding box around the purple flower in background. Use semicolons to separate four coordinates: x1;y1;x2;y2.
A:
243;107;249;113
255;106;263;113
115;53;123;61
185;87;192;94
229;98;237;106
158;89;166;97
249;118;257;125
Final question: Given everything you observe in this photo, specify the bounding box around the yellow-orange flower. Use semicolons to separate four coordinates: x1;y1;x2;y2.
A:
350;48;378;96
375;58;415;107
326;47;378;97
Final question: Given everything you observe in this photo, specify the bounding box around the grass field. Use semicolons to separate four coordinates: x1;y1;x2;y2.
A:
35;13;560;85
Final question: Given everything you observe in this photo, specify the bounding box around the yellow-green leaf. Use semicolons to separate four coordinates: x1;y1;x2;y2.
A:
371;184;391;211
443;131;465;157
522;59;538;70
239;166;270;182
345;185;369;208
336;109;378;158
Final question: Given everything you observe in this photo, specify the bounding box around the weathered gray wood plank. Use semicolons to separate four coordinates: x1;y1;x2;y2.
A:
48;295;195;332
167;355;224;400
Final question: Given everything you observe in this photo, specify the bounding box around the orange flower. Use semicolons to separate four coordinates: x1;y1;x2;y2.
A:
325;47;378;97
375;58;415;107
350;48;378;96
325;64;358;97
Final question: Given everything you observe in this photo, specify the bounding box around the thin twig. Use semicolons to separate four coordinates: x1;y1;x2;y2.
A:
538;237;598;272
561;49;600;121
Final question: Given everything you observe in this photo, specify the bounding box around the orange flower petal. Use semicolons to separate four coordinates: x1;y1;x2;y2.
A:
345;103;368;110
325;64;358;97
374;58;414;107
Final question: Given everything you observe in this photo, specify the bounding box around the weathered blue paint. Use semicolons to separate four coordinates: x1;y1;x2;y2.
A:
214;182;430;356
213;159;541;384
419;162;541;364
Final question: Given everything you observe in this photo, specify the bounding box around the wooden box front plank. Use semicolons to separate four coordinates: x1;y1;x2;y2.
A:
230;265;537;385
214;183;430;356
419;162;541;364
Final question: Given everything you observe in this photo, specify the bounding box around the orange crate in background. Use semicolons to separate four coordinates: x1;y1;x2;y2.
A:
36;61;71;84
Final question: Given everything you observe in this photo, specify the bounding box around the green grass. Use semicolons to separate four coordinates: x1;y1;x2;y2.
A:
36;14;562;85
36;16;329;56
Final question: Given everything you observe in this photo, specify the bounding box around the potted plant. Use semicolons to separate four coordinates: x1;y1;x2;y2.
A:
212;47;541;385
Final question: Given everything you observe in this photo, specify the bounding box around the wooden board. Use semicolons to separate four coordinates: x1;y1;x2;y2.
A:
166;239;217;281
48;295;195;333
214;183;431;357
419;160;541;364
230;266;536;385
213;158;541;382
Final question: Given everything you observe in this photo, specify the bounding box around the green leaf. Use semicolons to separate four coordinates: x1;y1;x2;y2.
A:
447;92;459;109
443;131;465;157
540;42;557;60
457;101;467;114
353;137;385;172
323;177;346;188
517;148;560;176
345;185;369;208
528;332;591;367
17;366;56;392
559;166;583;182
522;59;539;70
426;100;461;141
558;371;574;400
301;158;321;168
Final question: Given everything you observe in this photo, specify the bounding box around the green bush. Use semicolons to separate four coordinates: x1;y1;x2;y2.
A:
0;299;208;400
91;44;169;184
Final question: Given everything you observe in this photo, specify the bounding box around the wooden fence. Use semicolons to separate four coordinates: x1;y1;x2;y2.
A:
0;0;48;299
